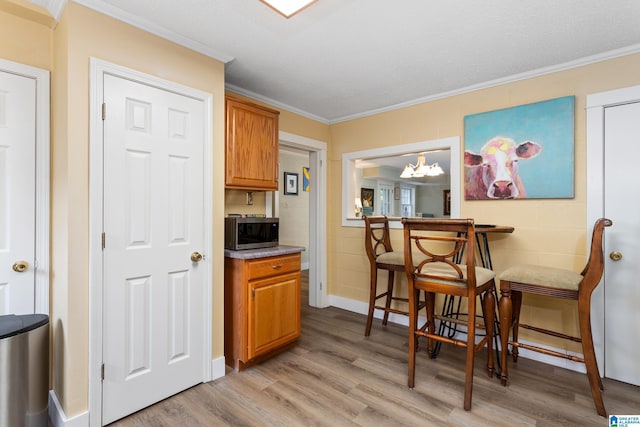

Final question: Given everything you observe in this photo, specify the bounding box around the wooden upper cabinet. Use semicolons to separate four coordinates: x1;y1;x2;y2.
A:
225;96;280;190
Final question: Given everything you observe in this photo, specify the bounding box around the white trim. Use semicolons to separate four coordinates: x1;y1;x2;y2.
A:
278;131;329;309
229;44;640;125
74;0;234;64
210;356;226;381
0;59;50;315
88;58;214;427
342;136;460;228
335;44;640;124
226;83;329;125
586;84;640;377
49;390;89;427
29;0;67;21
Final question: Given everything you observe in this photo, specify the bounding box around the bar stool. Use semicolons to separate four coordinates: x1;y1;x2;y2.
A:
498;218;612;417
403;217;496;411
363;216;425;336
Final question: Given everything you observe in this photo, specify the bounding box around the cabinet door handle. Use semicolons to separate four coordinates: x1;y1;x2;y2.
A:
272;265;282;270
252;288;255;299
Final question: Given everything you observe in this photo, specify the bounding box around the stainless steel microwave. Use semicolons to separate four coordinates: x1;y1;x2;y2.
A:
224;217;279;250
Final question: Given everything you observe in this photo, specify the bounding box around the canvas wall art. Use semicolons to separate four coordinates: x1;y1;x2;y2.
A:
464;96;575;200
303;166;310;192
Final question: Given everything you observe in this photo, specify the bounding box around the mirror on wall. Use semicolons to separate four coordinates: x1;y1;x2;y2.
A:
342;136;460;228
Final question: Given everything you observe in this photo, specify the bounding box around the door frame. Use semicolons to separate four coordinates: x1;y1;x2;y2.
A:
88;58;213;426
0;58;50;314
267;131;328;308
586;83;640;375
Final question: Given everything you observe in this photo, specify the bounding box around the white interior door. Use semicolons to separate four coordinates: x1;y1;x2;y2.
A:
603;100;640;386
102;74;205;424
0;70;36;315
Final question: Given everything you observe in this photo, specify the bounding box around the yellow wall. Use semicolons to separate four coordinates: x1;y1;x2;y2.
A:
0;6;52;70
49;2;227;417
328;53;640;352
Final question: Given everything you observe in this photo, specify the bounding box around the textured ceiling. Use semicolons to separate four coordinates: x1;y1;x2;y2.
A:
76;0;640;123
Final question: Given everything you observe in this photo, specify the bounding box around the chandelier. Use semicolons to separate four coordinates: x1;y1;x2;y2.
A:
400;153;444;178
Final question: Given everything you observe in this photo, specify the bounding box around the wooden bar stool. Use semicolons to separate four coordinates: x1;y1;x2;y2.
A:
498;218;612;417
403;218;496;411
363;216;425;336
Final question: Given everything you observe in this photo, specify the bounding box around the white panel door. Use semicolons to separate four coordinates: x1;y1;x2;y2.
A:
604;101;640;386
0;70;36;315
102;74;205;424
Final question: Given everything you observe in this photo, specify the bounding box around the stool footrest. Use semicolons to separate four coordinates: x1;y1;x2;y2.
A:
520;323;581;343
436;314;487;330
418;331;489;353
509;341;585;363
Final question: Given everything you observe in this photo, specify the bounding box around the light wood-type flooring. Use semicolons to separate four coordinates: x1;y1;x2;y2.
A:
111;271;640;426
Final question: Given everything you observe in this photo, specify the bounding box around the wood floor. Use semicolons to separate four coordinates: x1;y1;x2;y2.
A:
111;271;640;426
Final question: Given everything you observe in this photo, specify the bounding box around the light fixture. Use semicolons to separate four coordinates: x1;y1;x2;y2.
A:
260;0;318;18
354;198;363;217
400;153;445;178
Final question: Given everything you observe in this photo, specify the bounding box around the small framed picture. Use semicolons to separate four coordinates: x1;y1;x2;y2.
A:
284;172;299;195
443;189;451;216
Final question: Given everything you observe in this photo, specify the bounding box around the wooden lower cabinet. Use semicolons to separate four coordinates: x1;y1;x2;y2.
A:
224;252;301;370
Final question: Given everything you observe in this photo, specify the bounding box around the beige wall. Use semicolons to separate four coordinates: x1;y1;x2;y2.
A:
0;6;52;70
329;53;640;352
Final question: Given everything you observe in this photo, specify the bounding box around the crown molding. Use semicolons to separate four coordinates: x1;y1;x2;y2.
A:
28;0;65;21
73;0;234;63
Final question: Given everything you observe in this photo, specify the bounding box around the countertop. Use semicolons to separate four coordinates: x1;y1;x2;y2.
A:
224;245;305;260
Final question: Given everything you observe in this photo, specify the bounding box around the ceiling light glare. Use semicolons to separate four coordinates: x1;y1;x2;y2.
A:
260;0;317;18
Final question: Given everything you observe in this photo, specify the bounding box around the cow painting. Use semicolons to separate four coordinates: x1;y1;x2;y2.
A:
464;136;542;200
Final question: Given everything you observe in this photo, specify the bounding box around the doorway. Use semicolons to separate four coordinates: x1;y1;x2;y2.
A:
587;84;640;387
0;59;49;315
267;131;328;308
88;59;213;425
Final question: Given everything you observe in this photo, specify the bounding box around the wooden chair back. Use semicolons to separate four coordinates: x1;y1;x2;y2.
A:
363;215;393;263
580;217;613;298
402;218;477;296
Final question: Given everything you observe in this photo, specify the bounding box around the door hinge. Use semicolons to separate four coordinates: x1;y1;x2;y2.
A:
320;281;323;290
101;363;105;381
102;232;106;250
102;103;106;121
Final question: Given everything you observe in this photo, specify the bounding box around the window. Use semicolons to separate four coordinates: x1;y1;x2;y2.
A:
401;187;414;217
378;182;394;216
342;136;461;228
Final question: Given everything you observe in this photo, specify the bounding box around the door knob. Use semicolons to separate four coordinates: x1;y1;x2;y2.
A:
190;252;203;262
12;261;29;272
609;251;623;262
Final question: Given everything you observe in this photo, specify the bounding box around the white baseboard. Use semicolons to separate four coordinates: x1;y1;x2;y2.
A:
49;390;89;427
211;356;226;380
328;295;588;375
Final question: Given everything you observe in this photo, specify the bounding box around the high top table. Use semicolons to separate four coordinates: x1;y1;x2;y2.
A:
434;224;514;363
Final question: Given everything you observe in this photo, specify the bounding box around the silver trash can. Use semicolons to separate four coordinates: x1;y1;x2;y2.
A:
0;314;49;427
